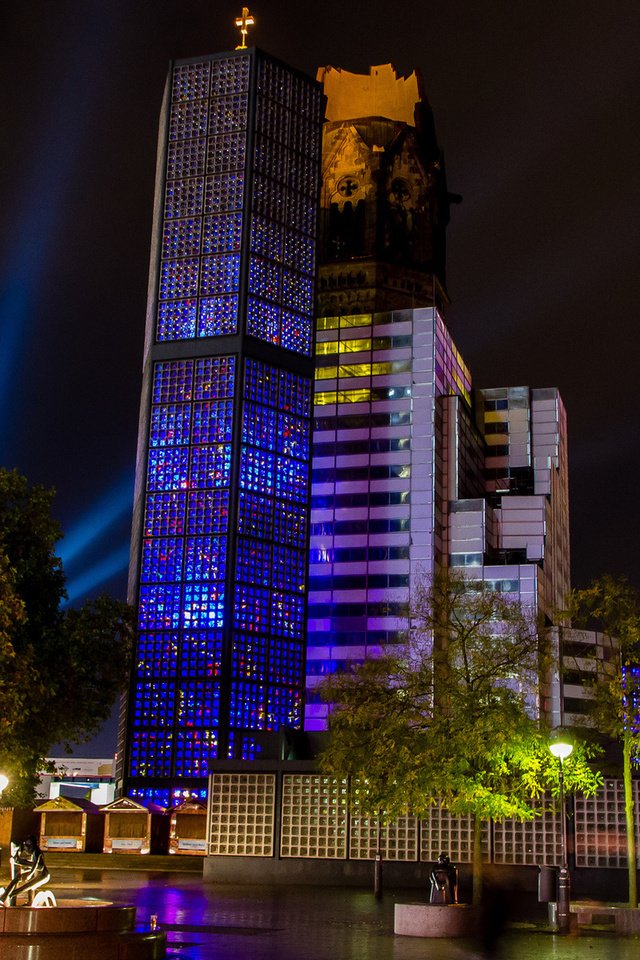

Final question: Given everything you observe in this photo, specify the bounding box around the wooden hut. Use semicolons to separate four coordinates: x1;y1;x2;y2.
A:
168;799;207;855
36;796;103;852
100;797;160;854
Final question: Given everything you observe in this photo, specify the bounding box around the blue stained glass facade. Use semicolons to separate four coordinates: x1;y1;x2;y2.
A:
124;49;321;799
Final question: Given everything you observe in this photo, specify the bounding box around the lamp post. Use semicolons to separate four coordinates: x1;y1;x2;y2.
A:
549;728;573;934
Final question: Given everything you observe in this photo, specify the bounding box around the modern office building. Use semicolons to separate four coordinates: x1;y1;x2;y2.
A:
118;48;324;805
304;65;570;728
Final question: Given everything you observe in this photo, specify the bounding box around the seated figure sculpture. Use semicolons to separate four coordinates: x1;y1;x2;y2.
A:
430;853;458;905
0;835;51;906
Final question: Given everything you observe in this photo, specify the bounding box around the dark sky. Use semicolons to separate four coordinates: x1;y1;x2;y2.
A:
2;1;639;747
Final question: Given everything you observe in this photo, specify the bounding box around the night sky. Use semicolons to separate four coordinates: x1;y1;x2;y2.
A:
2;2;639;750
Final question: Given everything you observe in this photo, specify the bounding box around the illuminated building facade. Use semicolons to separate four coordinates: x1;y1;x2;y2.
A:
119;49;324;805
304;66;570;728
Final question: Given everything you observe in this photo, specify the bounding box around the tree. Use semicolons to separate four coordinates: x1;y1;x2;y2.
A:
319;569;601;904
0;468;133;805
566;575;640;907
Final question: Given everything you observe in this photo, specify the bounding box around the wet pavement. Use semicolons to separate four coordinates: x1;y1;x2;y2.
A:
43;869;639;960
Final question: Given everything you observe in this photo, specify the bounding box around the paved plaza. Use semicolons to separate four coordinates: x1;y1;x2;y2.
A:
38;868;640;960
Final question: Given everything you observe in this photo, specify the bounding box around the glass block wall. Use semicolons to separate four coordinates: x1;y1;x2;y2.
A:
121;49;323;801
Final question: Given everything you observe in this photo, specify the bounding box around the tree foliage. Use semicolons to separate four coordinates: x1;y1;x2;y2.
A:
319;569;601;902
0;468;133;805
566;575;640;906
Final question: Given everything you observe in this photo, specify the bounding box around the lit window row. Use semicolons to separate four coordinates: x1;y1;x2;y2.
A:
146;444;231;490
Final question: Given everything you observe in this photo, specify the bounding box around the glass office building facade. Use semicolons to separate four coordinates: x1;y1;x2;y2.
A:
120;50;323;805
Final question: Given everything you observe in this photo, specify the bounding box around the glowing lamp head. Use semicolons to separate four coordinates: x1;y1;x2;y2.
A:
549;728;573;761
0;774;9;794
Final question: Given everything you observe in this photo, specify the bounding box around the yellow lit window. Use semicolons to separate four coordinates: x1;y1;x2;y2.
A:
337;389;371;403
339;337;372;353
317;316;339;330
339;314;371;328
315;391;337;405
316;341;340;355
339;363;373;378
315;367;337;380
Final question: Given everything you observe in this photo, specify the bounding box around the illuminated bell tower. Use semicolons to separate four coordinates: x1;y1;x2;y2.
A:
119;43;323;804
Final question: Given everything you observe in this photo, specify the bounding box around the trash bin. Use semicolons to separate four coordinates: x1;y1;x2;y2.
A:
538;865;557;903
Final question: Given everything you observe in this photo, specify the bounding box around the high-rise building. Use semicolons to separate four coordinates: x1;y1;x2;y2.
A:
304;65;570;729
118;48;324;805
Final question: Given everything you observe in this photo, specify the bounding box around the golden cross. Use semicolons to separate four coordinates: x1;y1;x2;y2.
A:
235;7;255;49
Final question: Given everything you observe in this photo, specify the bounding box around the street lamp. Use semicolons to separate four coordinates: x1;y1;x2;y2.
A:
549;728;573;934
0;774;8;795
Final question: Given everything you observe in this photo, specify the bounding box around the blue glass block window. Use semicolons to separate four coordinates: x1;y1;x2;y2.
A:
244;358;278;406
275;455;308;501
257;58;292;105
232;633;268;680
162;218;202;259
271;592;304;639
153;360;194;403
147;448;189;491
277;412;307;459
247;298;280;343
130;787;172;809
129;731;173;777
279;370;312;417
238;491;274;540
266;686;300;728
200;254;240;296
157;300;197;341
138;584;182;630
242;402;277;450
270;638;303;684
136;633;179;678
208;94;248;135
282;270;313;314
280;311;312;355
178;680;219;726
175;730;218;777
149;404;191;447
254;136;288;177
256;100;289;144
185;536;226;581
172;62;211;102
236;536;271;586
240;448;275;494
141;538;184;583
182;583;224;629
205;173;244;213
194;355;236;399
180;631;223;678
230;681;265;728
159;258;200;301
206;132;246;175
234;584;271;633
190;444;232;488
287;192;316;237
210;56;250;95
274;501;307;548
170;100;209;141
249;256;281;300
272;545;306;592
144;492;187;537
202;213;242;254
250;216;283;261
283;232;314;273
164;178;204;219
187;489;229;535
253;174;284;221
167;139;206;180
198;296;238;337
134;681;176;727
192;399;233;444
